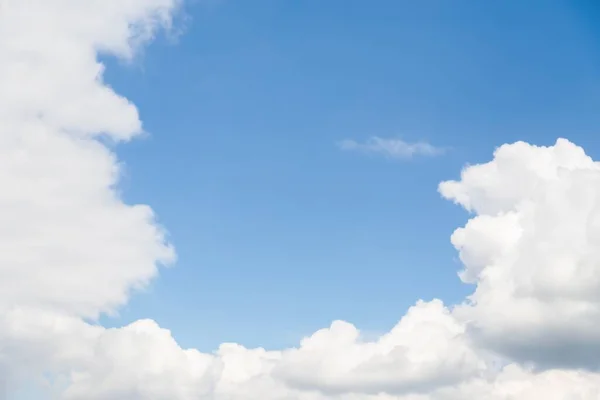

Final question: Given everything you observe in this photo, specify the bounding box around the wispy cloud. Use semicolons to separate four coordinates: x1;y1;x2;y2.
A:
338;137;445;159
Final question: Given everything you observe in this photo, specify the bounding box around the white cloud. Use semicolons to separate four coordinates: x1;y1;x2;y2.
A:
0;0;178;321
339;137;444;159
2;1;600;399
441;139;600;369
0;0;178;393
273;300;483;395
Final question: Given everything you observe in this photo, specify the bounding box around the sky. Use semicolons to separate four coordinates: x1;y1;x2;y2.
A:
102;0;600;350
5;1;600;399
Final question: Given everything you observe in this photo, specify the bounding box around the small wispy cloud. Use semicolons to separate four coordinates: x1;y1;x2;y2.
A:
338;137;445;160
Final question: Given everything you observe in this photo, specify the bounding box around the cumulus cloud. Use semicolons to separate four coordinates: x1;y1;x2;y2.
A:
3;1;600;399
441;139;600;369
0;0;177;321
0;0;178;394
339;137;444;159
274;300;483;395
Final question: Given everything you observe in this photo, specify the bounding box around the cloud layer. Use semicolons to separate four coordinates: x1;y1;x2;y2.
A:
2;1;600;399
339;137;444;159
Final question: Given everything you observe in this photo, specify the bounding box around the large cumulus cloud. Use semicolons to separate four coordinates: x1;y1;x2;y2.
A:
441;139;600;369
3;1;600;399
0;0;177;321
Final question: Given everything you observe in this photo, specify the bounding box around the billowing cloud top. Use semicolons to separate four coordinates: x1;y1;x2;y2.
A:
1;1;600;400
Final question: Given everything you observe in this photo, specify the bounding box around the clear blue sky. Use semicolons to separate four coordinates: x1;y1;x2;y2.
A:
100;0;600;351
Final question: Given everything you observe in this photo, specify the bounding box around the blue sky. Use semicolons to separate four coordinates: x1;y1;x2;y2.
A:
100;0;600;352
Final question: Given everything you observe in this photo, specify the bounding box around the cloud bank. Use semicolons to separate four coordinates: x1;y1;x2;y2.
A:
339;137;444;159
1;1;600;399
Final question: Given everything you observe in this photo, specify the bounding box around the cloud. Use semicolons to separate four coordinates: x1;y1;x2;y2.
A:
273;300;483;395
441;139;600;369
0;0;178;322
338;137;445;159
0;0;178;393
2;1;600;399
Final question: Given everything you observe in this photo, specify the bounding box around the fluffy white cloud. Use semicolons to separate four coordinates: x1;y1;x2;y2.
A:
274;300;483;395
441;139;600;368
0;0;178;395
338;137;444;159
0;0;176;321
3;1;600;399
63;320;220;400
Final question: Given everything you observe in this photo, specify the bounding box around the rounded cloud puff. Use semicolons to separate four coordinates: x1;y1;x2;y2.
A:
441;140;600;368
274;300;483;395
0;0;176;320
3;1;600;399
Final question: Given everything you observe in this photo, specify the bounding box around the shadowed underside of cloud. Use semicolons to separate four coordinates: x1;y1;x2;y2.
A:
339;137;445;159
2;1;600;400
